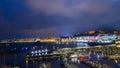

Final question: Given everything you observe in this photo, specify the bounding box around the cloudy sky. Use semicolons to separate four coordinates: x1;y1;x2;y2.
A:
0;0;120;39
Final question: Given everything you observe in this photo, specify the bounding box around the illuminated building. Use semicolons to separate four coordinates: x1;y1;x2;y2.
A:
59;33;117;45
74;34;117;43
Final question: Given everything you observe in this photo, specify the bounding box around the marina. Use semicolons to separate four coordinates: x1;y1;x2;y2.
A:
0;42;120;68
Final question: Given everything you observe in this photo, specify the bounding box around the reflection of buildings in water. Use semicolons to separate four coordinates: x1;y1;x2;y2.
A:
71;58;78;63
63;58;68;62
96;53;107;60
88;51;92;59
97;53;100;60
114;60;120;66
76;42;88;47
115;60;118;64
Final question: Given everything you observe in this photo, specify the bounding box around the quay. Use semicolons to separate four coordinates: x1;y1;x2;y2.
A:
81;61;111;68
26;53;65;61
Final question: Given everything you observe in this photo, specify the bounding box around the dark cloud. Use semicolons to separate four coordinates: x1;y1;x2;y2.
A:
0;0;120;39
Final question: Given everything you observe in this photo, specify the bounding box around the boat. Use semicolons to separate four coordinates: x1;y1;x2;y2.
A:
108;54;120;60
78;53;88;59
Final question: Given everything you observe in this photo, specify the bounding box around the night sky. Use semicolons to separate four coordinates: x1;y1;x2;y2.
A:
0;0;120;39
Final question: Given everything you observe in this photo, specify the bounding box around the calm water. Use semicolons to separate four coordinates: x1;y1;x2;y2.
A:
0;42;120;68
0;42;78;68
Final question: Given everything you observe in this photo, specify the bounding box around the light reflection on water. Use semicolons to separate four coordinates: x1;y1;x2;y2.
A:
0;42;120;68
